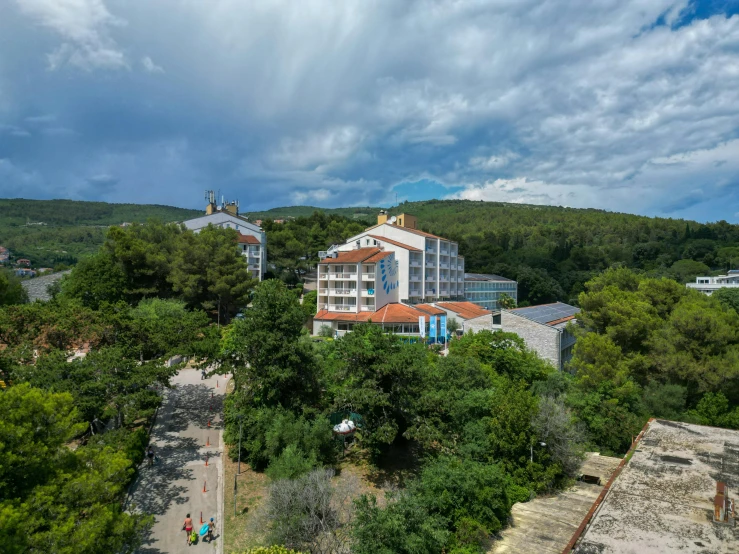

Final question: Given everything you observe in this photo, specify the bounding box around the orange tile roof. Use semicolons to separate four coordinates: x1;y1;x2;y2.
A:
238;234;260;244
545;315;577;326
314;303;433;324
437;301;492;320
415;303;446;316
318;248;382;264
368;235;421;252
364;251;394;263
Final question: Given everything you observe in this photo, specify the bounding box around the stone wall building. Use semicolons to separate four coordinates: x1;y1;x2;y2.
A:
501;302;579;370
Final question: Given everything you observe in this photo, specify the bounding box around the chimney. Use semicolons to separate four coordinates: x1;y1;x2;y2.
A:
714;482;735;525
377;210;388;225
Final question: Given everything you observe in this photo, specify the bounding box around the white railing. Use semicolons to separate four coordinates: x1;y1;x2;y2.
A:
331;289;357;295
425;276;435;281
361;290;375;297
440;262;449;268
360;305;375;312
410;260;421;267
440;290;449;296
329;304;356;311
361;273;375;280
331;273;357;279
318;289;329;295
409;275;420;281
409;289;422;296
426;262;435;268
425;290;436;296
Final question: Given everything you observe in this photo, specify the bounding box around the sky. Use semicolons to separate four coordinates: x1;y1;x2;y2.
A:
1;0;739;222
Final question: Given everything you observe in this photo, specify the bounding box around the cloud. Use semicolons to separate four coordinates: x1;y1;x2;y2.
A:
14;0;128;70
141;56;164;74
1;1;739;221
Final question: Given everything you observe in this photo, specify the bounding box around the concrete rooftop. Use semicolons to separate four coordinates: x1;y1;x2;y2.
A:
570;419;739;554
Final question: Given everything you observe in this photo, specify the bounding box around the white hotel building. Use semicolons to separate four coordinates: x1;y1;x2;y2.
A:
314;212;483;337
181;192;267;280
686;270;739;295
324;211;465;304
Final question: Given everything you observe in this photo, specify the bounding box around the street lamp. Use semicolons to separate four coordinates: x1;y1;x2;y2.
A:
237;414;244;475
530;441;546;463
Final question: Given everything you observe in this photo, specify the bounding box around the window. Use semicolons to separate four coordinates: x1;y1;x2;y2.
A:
236;225;239;230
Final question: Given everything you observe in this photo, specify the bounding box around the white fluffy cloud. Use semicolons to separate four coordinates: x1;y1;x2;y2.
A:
1;0;739;219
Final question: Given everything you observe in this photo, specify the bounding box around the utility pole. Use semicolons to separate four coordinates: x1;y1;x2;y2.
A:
237;414;244;475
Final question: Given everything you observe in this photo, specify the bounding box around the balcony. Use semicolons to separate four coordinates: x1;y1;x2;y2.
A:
440;289;449;296
331;289;356;296
440;262;449;268
329;304;356;312
425;261;435;268
409;274;421;282
361;289;375;297
425;275;435;282
409;289;422;296
318;288;329;295
425;289;436;296
410;259;421;267
330;273;357;280
457;264;464;270
361;273;375;280
360;305;375;312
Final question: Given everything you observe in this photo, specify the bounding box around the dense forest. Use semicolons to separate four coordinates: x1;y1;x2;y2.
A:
259;199;739;305
0;198;200;267
4;198;739;306
2;216;739;552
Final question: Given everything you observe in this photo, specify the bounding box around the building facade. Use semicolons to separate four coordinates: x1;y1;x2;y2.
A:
501;302;579;370
181;192;266;280
330;212;465;304
686;270;739;295
464;273;518;310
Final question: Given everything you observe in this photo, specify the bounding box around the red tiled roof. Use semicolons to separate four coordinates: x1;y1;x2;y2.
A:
415;303;446;316
545;315;577;326
318;248;383;264
368;235;421;252
314;303;432;324
238;234;260;244
437;301;492;320
364;251;393;263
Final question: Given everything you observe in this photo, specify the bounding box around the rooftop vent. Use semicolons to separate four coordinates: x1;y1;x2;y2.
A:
714;482;735;525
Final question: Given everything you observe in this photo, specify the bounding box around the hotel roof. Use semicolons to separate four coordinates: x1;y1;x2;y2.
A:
315;302;435;324
368;235;422;252
318;247;390;264
507;302;580;326
436;301;492;320
237;234;260;244
363;222;456;242
567;419;739;554
464;272;515;282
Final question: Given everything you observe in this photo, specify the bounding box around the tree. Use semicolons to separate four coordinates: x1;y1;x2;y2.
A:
668;259;710;283
221;279;318;406
446;317;460;334
532;396;586;477
254;469;357;553
0;270;27;306
713;288;739;314
170;225;256;322
61;253;127;309
498;293;516;309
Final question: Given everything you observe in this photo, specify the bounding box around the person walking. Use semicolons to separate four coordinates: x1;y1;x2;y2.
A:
183;513;194;546
146;445;155;467
206;517;215;542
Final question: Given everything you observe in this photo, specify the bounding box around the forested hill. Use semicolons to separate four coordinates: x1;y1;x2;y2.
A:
258;199;739;305
243;205;381;220
0;198;200;267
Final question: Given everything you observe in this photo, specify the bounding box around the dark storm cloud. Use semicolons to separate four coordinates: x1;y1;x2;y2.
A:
1;1;739;221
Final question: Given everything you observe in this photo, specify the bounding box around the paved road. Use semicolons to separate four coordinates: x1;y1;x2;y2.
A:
129;368;226;553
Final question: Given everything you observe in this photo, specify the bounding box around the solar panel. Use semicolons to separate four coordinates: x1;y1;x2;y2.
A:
510;302;579;325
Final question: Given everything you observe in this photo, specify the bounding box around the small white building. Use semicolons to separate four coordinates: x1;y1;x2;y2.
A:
687;270;739;296
181;192;266;280
501;302;580;370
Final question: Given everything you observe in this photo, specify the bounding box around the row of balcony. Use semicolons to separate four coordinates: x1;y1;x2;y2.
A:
318;289;375;296
322;304;375;312
318;273;377;280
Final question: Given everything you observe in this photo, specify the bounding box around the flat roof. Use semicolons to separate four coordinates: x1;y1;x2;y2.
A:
507;302;580;326
493;454;622;554
464;272;515;282
568;419;739;553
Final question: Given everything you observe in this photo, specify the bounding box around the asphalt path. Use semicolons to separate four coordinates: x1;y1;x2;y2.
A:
128;368;225;553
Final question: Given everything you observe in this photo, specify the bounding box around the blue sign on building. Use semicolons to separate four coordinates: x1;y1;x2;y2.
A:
429;316;437;343
440;315;447;344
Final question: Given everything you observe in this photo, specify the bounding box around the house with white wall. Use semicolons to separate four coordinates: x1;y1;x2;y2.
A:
687;270;739;295
181;191;266;280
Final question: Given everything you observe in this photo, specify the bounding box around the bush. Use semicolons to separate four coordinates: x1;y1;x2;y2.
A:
266;444;317;480
318;325;334;338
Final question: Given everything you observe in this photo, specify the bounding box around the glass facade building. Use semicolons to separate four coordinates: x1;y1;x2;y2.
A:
464;273;518;310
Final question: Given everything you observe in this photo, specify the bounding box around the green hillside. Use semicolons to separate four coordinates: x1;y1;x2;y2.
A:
243;205;381;221
0;198;201;267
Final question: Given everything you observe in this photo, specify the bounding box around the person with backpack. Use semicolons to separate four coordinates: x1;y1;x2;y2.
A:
206;517;215;542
